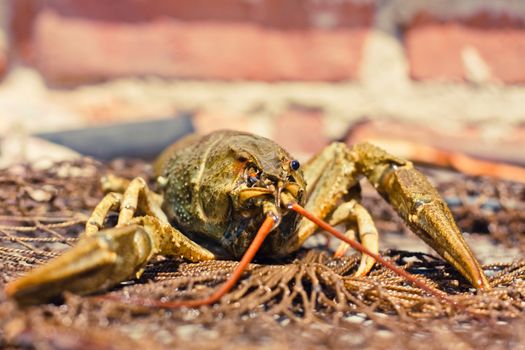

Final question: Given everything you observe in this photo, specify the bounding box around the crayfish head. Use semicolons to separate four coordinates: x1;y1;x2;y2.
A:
223;133;308;257
231;136;306;215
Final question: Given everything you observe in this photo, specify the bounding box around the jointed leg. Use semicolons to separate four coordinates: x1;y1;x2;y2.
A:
90;176;214;261
84;192;122;236
118;177;168;225
329;200;379;276
85;176;167;236
285;143;360;253
101;175;166;222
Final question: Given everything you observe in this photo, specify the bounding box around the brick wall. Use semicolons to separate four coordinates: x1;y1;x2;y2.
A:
11;0;374;83
8;0;525;84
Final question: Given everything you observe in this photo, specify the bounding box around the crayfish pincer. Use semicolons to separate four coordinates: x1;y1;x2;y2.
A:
5;130;489;306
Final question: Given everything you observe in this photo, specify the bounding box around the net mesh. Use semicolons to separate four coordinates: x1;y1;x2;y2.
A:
0;158;524;349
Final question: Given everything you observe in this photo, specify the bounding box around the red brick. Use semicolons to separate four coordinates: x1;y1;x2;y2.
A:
273;107;329;157
405;12;525;84
10;0;38;60
18;0;374;83
0;51;8;78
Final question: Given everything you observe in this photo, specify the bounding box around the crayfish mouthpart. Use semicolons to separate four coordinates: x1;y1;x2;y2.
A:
239;187;274;203
263;203;281;229
279;191;296;209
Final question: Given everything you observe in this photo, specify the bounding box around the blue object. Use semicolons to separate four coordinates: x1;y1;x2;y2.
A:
35;114;194;160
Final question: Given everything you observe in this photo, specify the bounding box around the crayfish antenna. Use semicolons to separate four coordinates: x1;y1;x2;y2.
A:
288;201;457;306
100;215;277;308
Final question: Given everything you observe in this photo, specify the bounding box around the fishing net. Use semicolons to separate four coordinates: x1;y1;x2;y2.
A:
0;158;524;349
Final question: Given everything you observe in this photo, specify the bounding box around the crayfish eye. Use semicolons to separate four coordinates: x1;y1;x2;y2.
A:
290;159;300;171
247;174;258;186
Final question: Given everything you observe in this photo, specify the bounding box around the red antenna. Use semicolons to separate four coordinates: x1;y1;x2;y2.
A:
100;204;456;308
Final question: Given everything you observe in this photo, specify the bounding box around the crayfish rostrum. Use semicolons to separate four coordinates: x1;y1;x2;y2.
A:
5;130;490;306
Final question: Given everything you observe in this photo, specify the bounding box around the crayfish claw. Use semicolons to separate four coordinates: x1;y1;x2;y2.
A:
354;143;490;290
5;225;155;305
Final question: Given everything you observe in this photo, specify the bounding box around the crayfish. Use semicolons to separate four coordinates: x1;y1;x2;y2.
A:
5;130;490;306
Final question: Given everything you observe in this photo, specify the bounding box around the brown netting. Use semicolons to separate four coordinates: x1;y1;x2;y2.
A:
0;158;524;349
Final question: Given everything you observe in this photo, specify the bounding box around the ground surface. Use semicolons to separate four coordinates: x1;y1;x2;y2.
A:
0;158;524;349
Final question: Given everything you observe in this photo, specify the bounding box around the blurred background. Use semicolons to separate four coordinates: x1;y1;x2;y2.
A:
0;0;524;173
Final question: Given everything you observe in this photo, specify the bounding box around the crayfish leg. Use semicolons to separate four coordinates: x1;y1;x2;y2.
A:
329;200;379;277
